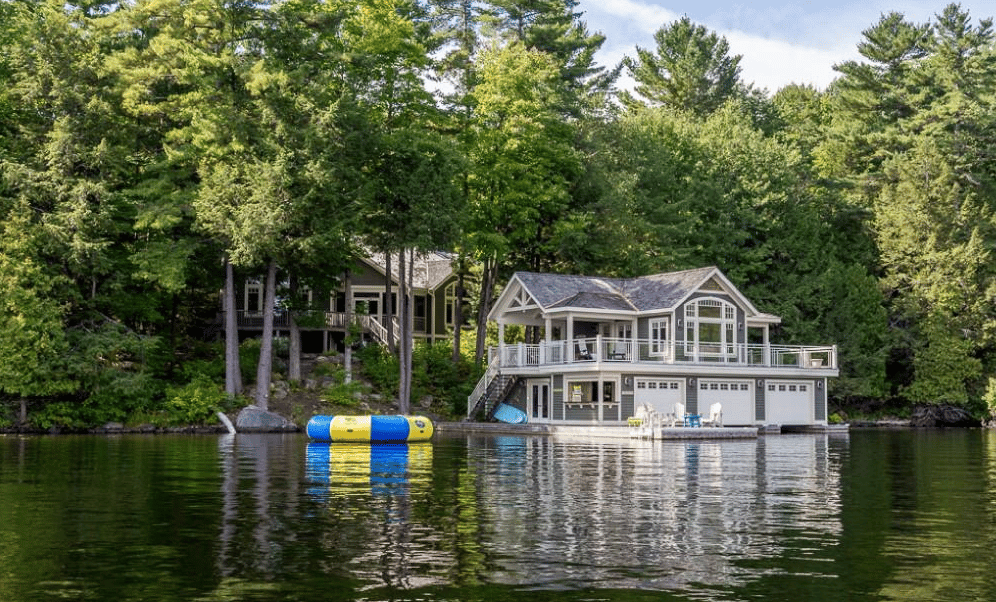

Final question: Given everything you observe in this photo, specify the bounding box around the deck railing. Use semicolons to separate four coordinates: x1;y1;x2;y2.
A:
491;337;837;370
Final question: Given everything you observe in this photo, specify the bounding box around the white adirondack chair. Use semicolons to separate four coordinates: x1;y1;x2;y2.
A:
667;402;685;427
702;402;723;427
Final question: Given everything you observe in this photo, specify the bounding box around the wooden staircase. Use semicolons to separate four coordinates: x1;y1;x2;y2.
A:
467;360;519;421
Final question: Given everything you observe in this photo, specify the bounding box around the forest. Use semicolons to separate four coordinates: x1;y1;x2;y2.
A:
1;0;995;428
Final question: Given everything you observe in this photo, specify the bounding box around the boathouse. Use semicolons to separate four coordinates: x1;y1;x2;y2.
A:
468;267;838;428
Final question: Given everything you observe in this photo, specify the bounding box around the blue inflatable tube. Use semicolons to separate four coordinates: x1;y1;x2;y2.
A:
306;415;434;443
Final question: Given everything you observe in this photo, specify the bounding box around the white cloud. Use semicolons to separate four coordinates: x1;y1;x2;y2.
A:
587;0;678;36
723;31;860;91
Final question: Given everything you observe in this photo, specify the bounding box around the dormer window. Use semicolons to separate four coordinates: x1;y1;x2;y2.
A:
685;298;736;358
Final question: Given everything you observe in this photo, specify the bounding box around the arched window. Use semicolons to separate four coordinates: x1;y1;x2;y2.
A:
684;297;736;358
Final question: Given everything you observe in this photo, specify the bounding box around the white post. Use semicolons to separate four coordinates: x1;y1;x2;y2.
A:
764;326;771;366
631;318;638;362
567;314;574;362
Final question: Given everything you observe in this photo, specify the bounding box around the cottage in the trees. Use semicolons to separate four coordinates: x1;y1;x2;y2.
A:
232;252;459;353
469;267;838;428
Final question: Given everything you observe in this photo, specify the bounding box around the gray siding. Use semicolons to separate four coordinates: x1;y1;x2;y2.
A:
815;379;826;421
553;375;564;420
686;378;698;414
755;380;766;422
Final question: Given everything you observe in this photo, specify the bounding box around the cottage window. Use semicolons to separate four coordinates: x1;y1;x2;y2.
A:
650;318;670;357
246;280;262;315
445;283;457;326
683;297;737;358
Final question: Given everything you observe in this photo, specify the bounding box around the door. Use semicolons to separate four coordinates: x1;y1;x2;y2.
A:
529;380;550;423
765;381;814;425
634;379;683;416
698;379;753;425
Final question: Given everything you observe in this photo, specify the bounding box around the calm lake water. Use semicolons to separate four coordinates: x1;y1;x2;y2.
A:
2;429;996;601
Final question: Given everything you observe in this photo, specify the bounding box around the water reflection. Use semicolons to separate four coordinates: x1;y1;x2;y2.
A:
304;442;433;498
459;433;846;592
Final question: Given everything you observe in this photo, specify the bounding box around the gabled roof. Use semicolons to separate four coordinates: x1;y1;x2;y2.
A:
492;266;775;321
364;251;454;291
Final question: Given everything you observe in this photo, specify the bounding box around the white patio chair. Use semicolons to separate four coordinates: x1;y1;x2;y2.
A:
577;340;593;360
702;402;723;427
667;402;684;427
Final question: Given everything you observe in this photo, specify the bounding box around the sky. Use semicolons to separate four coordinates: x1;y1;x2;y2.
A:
576;0;996;92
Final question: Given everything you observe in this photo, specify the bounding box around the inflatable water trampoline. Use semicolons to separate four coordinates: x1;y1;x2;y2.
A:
306;414;434;443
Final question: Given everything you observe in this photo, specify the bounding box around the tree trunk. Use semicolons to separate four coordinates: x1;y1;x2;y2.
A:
475;255;496;365
405;249;415;411
288;273;301;382
19;397;27;425
224;257;243;396
255;261;277;410
344;269;352;384
385;252;395;355
398;250;410;413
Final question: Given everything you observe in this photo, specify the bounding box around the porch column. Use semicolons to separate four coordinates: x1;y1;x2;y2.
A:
631;317;638;363
763;325;771;366
543;317;552;365
566;314;574;362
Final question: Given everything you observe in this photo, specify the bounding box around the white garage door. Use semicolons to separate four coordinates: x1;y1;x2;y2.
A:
698;380;753;426
766;381;813;425
634;379;683;416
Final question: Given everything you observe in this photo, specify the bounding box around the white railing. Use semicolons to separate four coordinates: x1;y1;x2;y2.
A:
489;337;837;370
467;353;501;418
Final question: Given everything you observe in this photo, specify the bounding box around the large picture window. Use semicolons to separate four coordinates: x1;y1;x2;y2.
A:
684;298;737;358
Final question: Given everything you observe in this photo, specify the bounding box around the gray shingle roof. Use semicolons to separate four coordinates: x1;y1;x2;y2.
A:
515;267;718;313
366;251;454;291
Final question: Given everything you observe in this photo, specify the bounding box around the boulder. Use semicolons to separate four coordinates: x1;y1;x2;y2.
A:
910;404;979;428
235;405;298;431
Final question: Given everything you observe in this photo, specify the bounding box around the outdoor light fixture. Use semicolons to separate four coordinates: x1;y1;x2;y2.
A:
757;379;764;388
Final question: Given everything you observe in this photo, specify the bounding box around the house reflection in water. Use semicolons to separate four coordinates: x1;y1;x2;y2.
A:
214;432;845;592
472;433;845;590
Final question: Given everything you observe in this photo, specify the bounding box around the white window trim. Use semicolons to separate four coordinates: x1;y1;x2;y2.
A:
684;297;737;358
445;282;457;326
649;317;671;357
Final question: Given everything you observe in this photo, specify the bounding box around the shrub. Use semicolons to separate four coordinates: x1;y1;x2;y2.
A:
321;381;368;409
357;344;399;396
165;375;230;425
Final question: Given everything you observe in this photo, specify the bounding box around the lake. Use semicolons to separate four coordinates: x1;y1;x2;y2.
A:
2;428;995;601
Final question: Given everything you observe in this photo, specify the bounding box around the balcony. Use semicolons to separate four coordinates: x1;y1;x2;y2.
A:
489;337;837;371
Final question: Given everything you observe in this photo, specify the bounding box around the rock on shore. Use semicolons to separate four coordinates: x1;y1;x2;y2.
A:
235;405;298;432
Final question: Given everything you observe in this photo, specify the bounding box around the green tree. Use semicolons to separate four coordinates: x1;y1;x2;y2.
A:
467;42;581;361
0;203;74;423
621;16;743;115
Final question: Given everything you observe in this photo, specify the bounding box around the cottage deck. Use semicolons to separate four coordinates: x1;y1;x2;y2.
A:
490;337;837;371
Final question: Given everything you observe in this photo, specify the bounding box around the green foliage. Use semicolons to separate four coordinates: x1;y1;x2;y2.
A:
239;338;262;385
357;344;400;398
905;317;982;406
411;341;479;415
621;17;743;115
321;381;367;409
983;377;996;418
165;375;229;425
